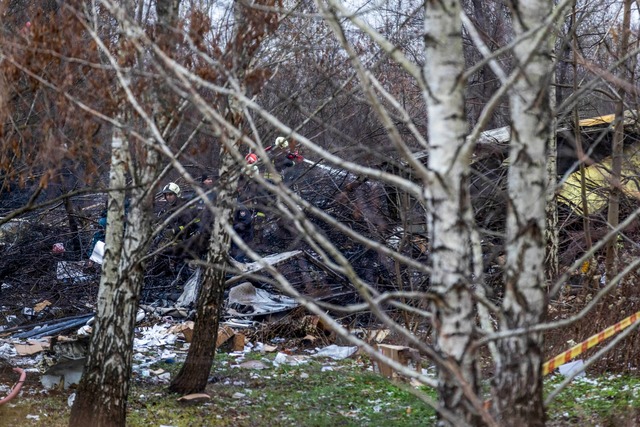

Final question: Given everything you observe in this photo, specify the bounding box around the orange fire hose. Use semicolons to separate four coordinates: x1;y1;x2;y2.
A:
0;368;26;405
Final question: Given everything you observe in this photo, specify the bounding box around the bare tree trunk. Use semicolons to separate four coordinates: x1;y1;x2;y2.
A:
545;48;559;281
70;123;129;427
424;1;480;425
605;0;632;279
467;0;502;129
71;2;162;425
63;193;82;257
71;140;159;427
168;143;238;393
492;1;552;424
572;5;593;269
169;0;279;393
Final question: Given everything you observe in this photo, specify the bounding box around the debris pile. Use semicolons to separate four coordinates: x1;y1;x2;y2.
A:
0;307;391;406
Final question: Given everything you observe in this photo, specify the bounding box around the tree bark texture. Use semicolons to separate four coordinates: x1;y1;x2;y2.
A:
492;1;552;424
605;0;632;280
70;126;129;427
70;139;159;426
168;144;239;394
545;52;559;281
169;0;278;394
70;43;162;423
424;1;480;425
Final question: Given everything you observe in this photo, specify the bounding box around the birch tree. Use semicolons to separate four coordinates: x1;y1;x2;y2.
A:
4;0;640;426
269;0;556;424
70;0;175;424
423;0;480;424
492;0;553;423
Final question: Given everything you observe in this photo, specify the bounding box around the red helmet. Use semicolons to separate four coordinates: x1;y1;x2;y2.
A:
245;153;258;164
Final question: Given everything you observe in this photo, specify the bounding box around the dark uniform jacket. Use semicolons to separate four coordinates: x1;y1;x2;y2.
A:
157;198;200;257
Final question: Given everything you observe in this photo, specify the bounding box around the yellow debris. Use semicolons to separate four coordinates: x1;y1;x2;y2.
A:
559;145;640;215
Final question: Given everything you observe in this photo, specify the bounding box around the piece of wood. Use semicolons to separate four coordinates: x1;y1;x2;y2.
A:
181;327;193;343
216;324;236;348
168;321;195;342
232;333;245;352
375;344;421;379
34;300;52;313
14;339;50;355
177;393;210;403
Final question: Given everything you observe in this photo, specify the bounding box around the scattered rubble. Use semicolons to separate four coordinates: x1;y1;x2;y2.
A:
0;299;414;405
0;180;423;406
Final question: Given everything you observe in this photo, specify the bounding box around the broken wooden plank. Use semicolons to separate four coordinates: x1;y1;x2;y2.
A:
177;393;211;403
233;333;245;352
14;339;50;355
375;344;421;379
215;324;236;348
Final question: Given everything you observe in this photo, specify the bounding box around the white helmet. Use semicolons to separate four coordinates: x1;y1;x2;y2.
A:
162;182;181;198
274;136;289;149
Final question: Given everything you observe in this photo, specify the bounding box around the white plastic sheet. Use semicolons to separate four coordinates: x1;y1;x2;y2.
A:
313;345;358;360
175;268;202;308
90;241;105;264
227;282;298;316
558;359;585;378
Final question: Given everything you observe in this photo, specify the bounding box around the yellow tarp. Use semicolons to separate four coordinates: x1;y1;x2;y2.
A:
578;114;616;127
577;110;639;128
559;146;640;215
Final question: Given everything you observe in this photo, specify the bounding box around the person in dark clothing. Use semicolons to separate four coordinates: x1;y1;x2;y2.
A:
156;182;200;284
179;174;217;258
88;207;107;258
200;173;218;204
230;202;254;263
187;171;255;263
157;182;200;241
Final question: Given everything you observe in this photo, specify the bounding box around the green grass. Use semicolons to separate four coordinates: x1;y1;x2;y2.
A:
4;356;640;426
128;356;437;427
545;374;640;426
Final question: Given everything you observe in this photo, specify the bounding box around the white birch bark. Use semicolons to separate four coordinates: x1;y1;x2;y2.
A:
545;53;559;281
493;0;552;424
70;1;164;424
424;1;479;425
71;124;160;427
70;118;130;427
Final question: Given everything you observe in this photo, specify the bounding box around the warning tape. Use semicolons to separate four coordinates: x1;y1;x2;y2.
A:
483;310;640;411
543;310;640;376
